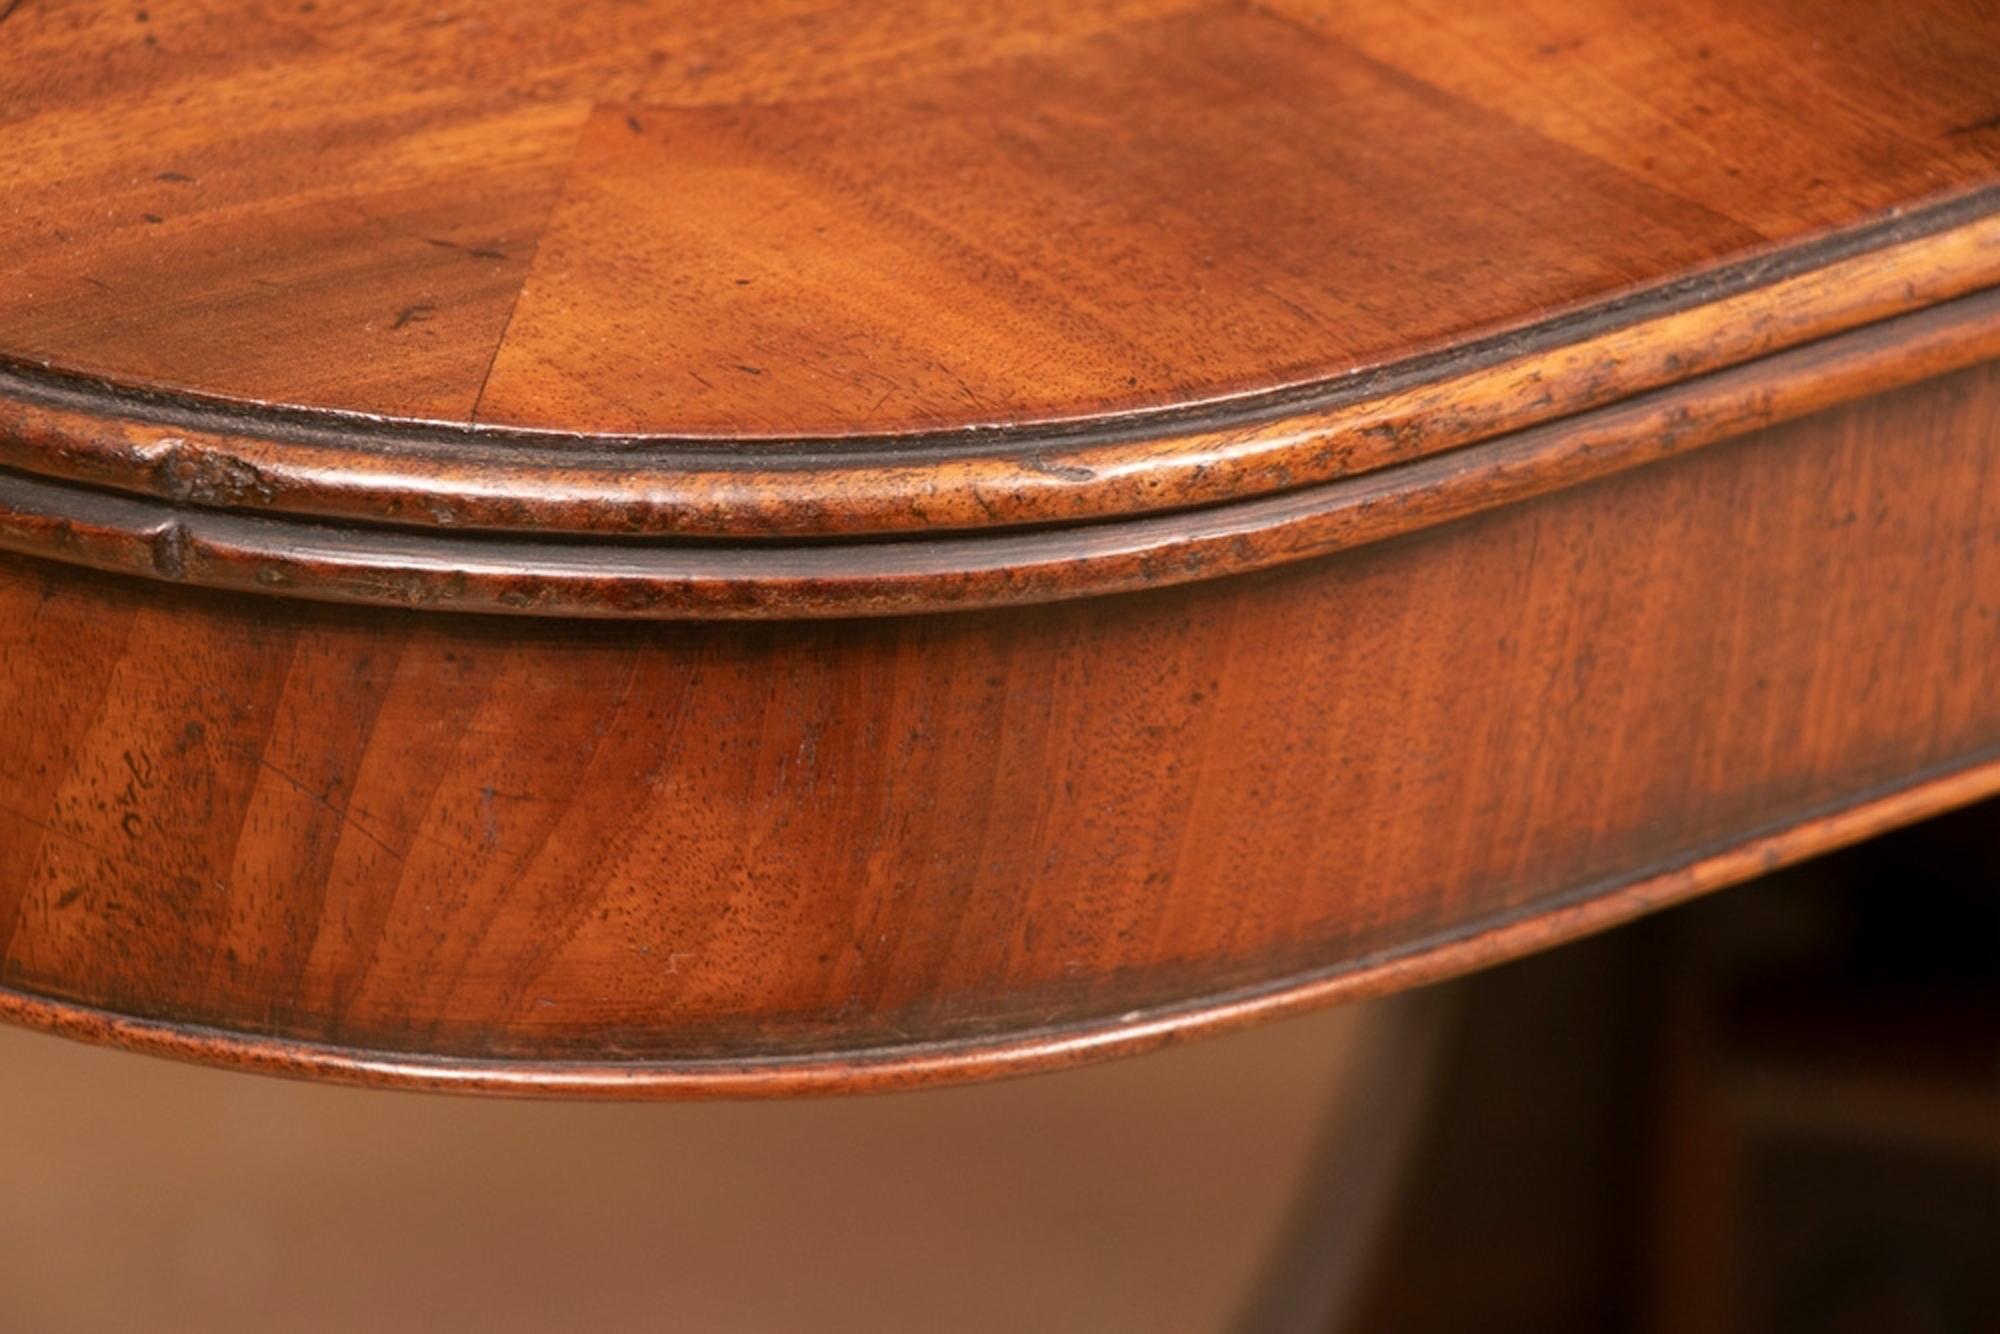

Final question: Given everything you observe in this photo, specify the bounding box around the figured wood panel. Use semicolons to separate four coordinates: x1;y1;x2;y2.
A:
0;0;1994;436
1260;0;2000;236
0;0;1193;424
0;361;1993;1092
471;8;1754;434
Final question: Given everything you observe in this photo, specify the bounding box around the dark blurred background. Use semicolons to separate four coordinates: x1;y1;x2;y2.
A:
1357;795;2000;1334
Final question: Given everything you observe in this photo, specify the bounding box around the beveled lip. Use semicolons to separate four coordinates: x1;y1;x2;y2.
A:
1;188;1996;549
1;279;1995;620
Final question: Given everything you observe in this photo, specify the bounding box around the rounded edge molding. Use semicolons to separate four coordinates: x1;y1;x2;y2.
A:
1;287;1996;618
0;194;1996;549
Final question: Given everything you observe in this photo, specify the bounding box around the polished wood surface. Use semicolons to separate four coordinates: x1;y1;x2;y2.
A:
4;286;1996;618
0;0;1996;1093
2;364;1995;1091
1;0;1997;549
3;0;1995;436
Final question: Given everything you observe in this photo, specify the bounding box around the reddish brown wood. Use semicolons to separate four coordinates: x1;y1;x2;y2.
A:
3;287;1996;619
1;0;1996;544
0;0;1996;1095
4;0;1995;436
1;364;1996;1093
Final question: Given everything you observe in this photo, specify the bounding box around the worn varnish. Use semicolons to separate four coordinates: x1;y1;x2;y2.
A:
0;0;1995;1093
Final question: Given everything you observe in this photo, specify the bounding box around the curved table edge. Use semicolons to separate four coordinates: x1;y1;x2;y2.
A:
2;287;1996;618
1;191;1996;543
3;751;1994;1100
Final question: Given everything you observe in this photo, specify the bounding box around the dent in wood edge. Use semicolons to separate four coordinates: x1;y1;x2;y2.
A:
147;518;190;578
0;289;1994;617
3;750;1994;1098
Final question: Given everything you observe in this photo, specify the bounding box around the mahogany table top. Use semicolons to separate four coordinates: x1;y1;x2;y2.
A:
0;0;1994;1096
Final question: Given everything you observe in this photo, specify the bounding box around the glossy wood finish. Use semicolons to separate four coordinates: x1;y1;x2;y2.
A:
2;0;1997;1093
1;0;1997;550
4;0;1996;437
4;286;1998;619
2;364;1996;1092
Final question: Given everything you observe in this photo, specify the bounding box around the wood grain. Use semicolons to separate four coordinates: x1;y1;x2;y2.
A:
1;0;1995;1095
3;199;1996;556
4;284;1996;618
1262;0;2000;235
0;363;1993;1093
0;0;1194;425
4;0;1995;439
0;0;1994;570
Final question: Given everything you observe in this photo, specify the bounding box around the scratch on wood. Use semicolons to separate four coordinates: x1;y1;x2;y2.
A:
424;236;509;261
1944;111;2000;138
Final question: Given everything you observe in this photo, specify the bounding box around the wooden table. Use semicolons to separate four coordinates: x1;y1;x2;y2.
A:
0;0;1995;1106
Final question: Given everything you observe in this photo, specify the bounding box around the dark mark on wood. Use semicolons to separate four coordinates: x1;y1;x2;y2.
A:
148;520;190;578
153;440;278;507
423;237;509;261
1022;455;1096;481
1945;111;2000;137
